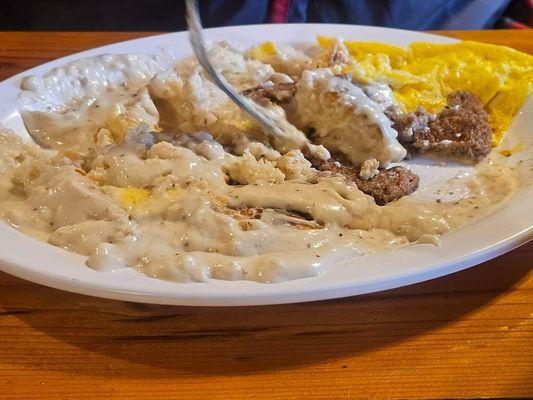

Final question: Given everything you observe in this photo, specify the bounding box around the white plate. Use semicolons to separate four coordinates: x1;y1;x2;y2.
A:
0;24;531;306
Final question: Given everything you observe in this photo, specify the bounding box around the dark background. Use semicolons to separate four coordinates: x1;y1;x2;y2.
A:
0;0;530;31
1;1;190;31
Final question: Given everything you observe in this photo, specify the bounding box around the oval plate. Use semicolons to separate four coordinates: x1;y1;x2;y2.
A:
0;24;531;306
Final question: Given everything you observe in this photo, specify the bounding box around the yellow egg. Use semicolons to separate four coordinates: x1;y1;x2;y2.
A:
119;187;151;209
250;41;278;60
101;185;193;212
488;79;533;144
344;40;409;69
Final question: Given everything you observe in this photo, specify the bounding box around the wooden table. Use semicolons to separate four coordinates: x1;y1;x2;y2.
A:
0;30;531;400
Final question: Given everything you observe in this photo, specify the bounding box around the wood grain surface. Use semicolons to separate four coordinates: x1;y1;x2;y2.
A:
0;30;532;400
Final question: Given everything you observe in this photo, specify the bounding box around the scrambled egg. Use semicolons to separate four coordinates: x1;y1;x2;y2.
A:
250;41;277;59
101;186;151;210
252;38;533;146
119;187;150;208
104;186;208;211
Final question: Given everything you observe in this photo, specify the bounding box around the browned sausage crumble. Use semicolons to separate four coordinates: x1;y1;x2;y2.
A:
387;92;492;164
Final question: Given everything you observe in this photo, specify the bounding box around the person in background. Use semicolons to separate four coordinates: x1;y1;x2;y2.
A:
202;0;514;30
0;0;530;31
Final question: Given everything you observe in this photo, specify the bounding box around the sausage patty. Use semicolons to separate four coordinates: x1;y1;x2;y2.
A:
388;91;492;164
304;150;419;205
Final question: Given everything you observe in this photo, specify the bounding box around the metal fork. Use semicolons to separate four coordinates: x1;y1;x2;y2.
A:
185;0;297;143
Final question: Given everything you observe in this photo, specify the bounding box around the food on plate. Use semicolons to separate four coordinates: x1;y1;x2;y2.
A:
387;91;492;164
316;37;532;147
293;69;407;167
303;150;420;206
0;37;529;283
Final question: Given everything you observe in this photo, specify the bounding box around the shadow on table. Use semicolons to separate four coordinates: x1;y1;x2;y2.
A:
1;243;531;378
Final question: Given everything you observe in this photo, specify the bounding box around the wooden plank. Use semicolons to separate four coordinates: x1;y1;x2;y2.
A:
0;30;531;400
